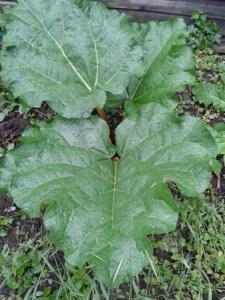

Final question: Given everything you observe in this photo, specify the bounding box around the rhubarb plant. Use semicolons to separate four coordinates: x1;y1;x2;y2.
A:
0;0;218;287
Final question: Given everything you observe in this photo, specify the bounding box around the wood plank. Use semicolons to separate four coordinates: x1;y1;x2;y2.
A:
99;0;225;21
0;1;15;6
113;8;225;34
1;0;225;20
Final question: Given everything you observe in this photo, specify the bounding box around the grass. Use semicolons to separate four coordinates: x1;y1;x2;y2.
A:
142;191;225;299
0;233;104;299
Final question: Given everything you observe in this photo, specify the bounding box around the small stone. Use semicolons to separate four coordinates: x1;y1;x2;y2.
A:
3;206;16;213
209;113;219;120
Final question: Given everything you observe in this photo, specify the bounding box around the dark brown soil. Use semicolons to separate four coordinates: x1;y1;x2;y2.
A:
0;193;43;250
0;193;12;214
28;101;56;121
0;110;28;149
0;102;55;149
178;88;225;125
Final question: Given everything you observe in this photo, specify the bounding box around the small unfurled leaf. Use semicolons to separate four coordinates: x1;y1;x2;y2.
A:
1;0;142;118
193;83;225;111
0;103;216;287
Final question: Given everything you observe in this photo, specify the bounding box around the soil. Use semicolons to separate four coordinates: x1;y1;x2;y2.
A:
178;88;225;125
0;110;28;149
0;102;55;149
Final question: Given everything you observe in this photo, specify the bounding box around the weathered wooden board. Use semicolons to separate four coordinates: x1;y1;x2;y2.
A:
0;1;14;6
0;0;225;42
1;0;225;23
99;0;225;20
98;0;225;34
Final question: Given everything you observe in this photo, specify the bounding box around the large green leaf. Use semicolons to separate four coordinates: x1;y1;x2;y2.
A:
129;19;195;106
1;0;142;118
193;82;225;111
0;103;216;286
116;103;216;196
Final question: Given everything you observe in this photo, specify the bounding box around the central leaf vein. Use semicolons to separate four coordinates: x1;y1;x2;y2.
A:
21;0;92;92
111;162;118;229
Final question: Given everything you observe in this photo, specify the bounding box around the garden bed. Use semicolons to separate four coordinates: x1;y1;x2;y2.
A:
0;1;225;299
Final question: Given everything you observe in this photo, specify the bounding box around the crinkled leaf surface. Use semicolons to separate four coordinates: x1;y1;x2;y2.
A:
128;19;195;106
193;83;225;111
1;0;142;118
116;103;216;197
0;103;216;286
